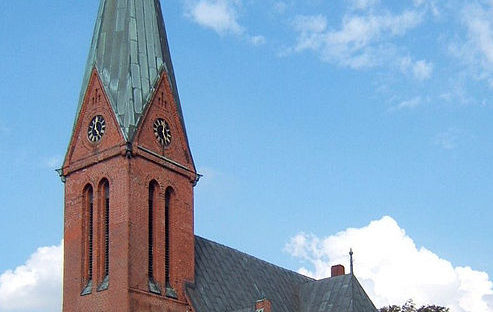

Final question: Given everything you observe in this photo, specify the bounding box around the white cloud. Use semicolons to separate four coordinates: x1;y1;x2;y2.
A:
185;0;265;46
412;59;433;80
290;9;424;69
273;1;288;14
196;166;237;195
451;2;493;87
389;96;422;111
434;128;462;150
464;3;493;66
285;216;493;312
250;35;266;46
293;15;328;34
0;242;63;312
185;0;244;35
45;155;62;170
346;0;380;11
412;0;440;16
400;56;433;80
439;76;474;106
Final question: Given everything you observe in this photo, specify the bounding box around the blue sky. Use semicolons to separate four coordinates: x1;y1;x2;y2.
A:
0;0;493;311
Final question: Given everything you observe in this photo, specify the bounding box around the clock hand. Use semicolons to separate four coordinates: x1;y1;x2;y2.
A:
94;122;100;136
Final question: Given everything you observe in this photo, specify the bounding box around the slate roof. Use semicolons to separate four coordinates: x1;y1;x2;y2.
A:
75;0;189;144
187;236;313;312
299;275;378;312
187;236;378;312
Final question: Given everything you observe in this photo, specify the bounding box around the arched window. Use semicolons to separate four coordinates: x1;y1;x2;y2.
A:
148;181;161;294
148;183;154;280
163;187;177;299
103;181;109;278
81;184;94;295
97;179;110;291
164;187;172;288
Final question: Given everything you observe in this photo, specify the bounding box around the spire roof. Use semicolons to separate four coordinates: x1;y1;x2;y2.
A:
77;0;187;141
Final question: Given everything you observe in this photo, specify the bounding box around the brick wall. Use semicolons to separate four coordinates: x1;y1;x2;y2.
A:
62;70;195;311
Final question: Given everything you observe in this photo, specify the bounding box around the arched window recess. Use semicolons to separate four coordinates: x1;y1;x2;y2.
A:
97;179;110;291
148;181;162;294
164;187;177;299
81;184;94;296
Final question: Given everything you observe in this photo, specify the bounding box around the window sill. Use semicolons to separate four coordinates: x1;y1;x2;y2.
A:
149;279;161;295
81;280;93;296
97;275;109;292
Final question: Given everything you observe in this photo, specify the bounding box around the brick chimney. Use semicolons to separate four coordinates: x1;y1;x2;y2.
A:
331;264;345;277
255;298;271;312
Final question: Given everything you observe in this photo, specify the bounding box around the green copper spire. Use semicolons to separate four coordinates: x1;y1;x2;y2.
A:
76;0;187;142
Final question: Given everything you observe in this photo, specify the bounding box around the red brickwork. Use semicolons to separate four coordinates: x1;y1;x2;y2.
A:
133;72;194;168
64;69;126;169
331;264;345;277
256;298;272;312
62;69;196;311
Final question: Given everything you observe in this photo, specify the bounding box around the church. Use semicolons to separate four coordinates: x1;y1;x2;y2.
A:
60;0;379;311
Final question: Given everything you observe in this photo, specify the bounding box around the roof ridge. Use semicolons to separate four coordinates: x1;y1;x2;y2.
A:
350;273;355;312
350;274;379;311
298;273;351;287
194;235;315;282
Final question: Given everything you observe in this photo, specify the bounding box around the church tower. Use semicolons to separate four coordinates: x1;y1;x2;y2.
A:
61;1;198;311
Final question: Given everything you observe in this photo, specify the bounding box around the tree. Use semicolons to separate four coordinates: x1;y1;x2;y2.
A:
417;306;449;312
379;305;401;312
379;300;449;312
402;299;417;312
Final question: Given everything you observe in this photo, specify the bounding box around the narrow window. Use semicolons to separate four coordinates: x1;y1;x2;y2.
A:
148;181;161;294
81;185;94;295
89;194;94;280
148;184;154;281
163;187;177;299
104;182;109;277
164;188;171;287
97;179;110;291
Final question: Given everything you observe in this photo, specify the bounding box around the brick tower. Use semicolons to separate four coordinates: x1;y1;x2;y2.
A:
60;1;198;311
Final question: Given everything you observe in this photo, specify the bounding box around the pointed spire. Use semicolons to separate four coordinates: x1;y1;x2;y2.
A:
76;0;188;143
349;248;354;275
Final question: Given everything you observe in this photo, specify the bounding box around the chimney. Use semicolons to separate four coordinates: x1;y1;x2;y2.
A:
255;298;271;312
331;264;345;277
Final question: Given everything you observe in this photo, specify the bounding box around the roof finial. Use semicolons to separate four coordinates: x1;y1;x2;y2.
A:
349;248;354;275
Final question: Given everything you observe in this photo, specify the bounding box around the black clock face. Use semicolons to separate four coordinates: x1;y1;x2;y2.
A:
87;115;106;143
153;118;171;147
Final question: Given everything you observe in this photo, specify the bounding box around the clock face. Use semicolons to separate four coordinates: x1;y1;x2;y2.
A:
153;118;171;147
87;115;106;143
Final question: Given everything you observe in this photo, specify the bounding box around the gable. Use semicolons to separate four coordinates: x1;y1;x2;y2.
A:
299;275;378;312
64;69;125;169
132;71;194;170
350;277;379;312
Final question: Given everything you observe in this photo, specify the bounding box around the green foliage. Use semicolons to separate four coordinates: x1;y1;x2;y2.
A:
417;306;449;312
379;305;401;312
379;299;449;312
